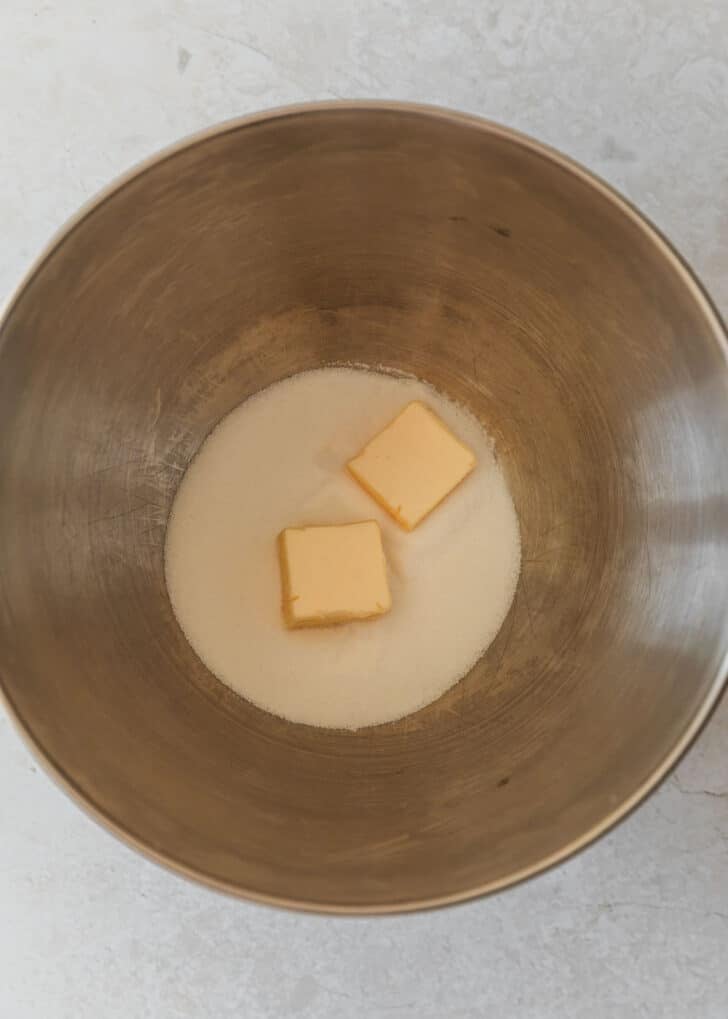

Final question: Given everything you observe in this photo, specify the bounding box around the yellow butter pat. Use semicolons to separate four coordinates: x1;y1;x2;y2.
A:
278;521;391;629
347;401;476;530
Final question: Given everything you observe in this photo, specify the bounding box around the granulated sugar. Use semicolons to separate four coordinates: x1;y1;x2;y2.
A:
165;366;521;729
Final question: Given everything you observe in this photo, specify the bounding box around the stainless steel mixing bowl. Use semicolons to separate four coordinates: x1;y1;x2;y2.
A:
1;103;727;913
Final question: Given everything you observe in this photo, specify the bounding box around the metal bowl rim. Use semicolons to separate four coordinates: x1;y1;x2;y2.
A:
1;99;726;915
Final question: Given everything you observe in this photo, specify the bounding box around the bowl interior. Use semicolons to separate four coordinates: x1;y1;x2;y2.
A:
1;106;727;911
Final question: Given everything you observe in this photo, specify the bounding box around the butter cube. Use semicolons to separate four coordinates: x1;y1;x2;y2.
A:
347;401;476;530
278;521;391;629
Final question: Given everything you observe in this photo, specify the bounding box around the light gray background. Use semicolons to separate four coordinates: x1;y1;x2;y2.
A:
1;2;727;1017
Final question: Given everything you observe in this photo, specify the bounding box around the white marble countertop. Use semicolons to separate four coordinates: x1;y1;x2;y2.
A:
1;2;727;1016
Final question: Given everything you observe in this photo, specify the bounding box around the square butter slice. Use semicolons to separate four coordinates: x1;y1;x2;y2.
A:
347;401;476;530
278;521;391;629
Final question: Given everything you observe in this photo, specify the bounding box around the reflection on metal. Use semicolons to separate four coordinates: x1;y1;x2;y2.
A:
0;102;726;913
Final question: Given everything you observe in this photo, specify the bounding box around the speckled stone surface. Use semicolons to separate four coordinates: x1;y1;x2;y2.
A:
1;2;727;1017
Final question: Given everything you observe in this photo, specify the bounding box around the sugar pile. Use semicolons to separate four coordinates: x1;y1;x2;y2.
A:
165;366;521;729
